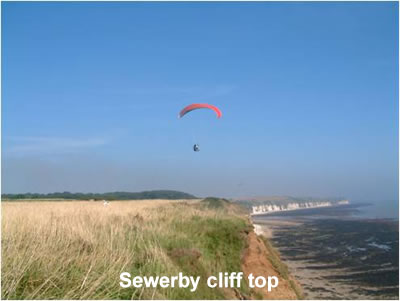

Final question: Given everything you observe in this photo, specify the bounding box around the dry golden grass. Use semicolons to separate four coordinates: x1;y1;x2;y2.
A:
2;199;249;300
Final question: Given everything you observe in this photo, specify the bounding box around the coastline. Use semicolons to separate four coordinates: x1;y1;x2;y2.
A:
241;230;300;299
250;201;349;216
247;218;303;299
252;213;399;300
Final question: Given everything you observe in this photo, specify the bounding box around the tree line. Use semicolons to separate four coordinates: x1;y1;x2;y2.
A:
2;190;197;200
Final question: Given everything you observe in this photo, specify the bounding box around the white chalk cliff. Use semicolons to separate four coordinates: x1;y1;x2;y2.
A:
251;200;349;215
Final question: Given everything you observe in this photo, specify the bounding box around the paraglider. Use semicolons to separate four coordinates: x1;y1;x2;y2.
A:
179;103;222;152
179;103;222;119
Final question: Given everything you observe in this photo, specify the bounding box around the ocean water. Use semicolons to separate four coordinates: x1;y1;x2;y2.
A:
252;201;399;220
252;202;399;299
352;200;399;219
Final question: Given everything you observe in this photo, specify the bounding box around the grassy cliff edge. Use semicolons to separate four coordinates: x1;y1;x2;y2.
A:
2;198;301;299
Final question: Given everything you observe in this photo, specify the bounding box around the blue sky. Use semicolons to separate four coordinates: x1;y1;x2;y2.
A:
2;2;398;202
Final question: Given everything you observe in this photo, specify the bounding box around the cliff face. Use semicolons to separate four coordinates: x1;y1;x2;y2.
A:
241;231;302;299
251;200;349;215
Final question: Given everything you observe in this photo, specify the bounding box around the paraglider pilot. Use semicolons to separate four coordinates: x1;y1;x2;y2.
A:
179;103;222;153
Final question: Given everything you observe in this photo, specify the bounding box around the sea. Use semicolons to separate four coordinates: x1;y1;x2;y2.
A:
252;201;399;299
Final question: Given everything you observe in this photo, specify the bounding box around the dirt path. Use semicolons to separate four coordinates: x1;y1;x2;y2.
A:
241;231;300;300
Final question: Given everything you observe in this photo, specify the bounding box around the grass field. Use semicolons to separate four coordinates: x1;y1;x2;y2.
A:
2;199;252;299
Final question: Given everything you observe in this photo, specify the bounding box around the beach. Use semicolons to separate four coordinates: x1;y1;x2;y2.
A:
252;204;399;299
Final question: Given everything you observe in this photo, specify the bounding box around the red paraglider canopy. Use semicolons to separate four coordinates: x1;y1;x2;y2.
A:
179;103;222;118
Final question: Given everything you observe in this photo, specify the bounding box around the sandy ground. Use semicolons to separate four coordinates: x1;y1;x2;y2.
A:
253;219;302;238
